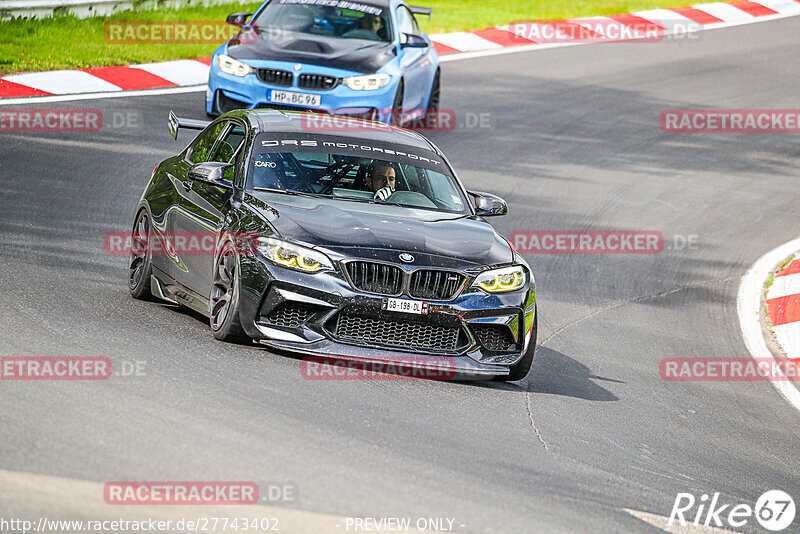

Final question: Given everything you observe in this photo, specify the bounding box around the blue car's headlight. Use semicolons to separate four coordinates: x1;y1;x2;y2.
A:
342;73;391;90
472;265;527;293
257;238;334;273
217;54;254;77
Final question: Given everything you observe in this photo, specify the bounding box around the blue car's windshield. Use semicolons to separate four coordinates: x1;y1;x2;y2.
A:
250;0;392;43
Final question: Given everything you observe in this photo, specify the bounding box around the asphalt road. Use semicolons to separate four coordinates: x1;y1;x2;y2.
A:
1;17;800;534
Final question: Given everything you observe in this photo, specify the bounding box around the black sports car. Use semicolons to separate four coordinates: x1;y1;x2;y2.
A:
129;109;537;380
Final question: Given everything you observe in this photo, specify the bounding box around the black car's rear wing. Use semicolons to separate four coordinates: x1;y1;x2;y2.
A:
409;5;432;17
168;110;210;140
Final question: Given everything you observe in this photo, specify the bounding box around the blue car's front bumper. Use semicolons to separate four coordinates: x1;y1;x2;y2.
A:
207;57;399;123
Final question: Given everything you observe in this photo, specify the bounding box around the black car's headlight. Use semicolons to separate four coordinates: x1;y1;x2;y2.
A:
257;238;333;273
217;54;254;77
472;265;527;293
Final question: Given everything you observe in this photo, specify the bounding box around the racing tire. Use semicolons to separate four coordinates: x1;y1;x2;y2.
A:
496;311;537;382
206;93;220;118
210;243;248;343
390;80;404;126
423;70;440;121
128;209;153;300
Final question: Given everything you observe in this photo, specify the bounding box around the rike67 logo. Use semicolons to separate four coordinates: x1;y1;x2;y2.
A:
669;490;796;531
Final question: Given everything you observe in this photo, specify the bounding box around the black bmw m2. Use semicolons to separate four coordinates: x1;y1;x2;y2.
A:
129;109;537;380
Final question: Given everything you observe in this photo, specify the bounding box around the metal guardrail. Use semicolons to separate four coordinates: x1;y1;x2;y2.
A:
0;0;241;20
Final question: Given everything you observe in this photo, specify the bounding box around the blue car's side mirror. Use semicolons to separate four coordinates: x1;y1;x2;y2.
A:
226;13;252;27
401;33;428;48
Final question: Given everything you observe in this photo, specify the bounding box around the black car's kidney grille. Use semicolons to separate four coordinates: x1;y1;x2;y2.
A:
261;302;320;328
470;323;517;352
257;68;293;86
298;73;339;90
409;270;465;300
336;313;461;351
345;261;403;295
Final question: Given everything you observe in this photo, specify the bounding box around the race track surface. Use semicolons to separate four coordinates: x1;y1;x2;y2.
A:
1;17;799;533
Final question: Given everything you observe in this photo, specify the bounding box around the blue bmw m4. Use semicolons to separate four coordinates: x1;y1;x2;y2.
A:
206;0;440;125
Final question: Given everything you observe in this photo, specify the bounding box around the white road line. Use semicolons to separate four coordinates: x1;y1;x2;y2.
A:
754;0;800;14
767;272;800;300
0;85;207;106
631;8;696;23
131;59;210;86
772;322;800;358
3;69;123;94
692;2;756;22
625;508;741;533
737;237;800;414
1;10;799;105
430;31;503;52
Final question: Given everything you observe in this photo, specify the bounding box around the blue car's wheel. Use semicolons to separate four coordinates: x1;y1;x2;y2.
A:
425;70;440;117
390;80;404;126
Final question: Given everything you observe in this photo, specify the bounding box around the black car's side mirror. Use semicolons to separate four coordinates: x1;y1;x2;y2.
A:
189;162;234;188
401;33;428;48
226;13;252;27
469;191;509;217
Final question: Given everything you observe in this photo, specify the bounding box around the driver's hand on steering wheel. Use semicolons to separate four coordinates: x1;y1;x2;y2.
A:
373;186;394;201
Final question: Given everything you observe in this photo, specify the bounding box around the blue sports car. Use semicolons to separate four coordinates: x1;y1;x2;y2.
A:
206;0;440;125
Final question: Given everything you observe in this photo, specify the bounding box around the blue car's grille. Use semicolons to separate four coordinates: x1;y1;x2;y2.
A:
257;68;293;86
298;73;339;91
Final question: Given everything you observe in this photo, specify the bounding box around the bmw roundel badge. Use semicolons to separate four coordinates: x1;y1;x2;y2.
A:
399;253;414;263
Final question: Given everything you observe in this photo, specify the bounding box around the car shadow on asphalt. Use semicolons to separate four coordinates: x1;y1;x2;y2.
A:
159;299;622;399
473;346;622;401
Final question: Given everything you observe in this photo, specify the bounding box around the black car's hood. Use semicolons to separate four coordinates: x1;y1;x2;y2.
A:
227;31;396;73
249;195;513;268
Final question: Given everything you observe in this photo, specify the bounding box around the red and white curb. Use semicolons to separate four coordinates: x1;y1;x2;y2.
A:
766;254;800;360
1;0;800;101
738;237;800;414
0;57;211;99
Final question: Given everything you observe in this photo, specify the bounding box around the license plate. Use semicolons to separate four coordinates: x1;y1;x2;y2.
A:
269;90;321;107
382;298;429;315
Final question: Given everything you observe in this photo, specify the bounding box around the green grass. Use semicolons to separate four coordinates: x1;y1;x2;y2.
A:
0;2;263;74
416;0;687;33
1;0;702;74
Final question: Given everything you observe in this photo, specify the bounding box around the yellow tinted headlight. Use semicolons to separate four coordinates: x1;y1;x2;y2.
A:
257;238;333;273
472;265;526;293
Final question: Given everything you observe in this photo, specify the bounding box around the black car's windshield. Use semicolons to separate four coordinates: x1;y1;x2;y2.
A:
250;0;392;43
248;135;470;214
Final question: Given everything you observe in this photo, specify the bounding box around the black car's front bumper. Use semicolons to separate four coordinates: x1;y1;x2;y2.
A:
237;255;537;379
